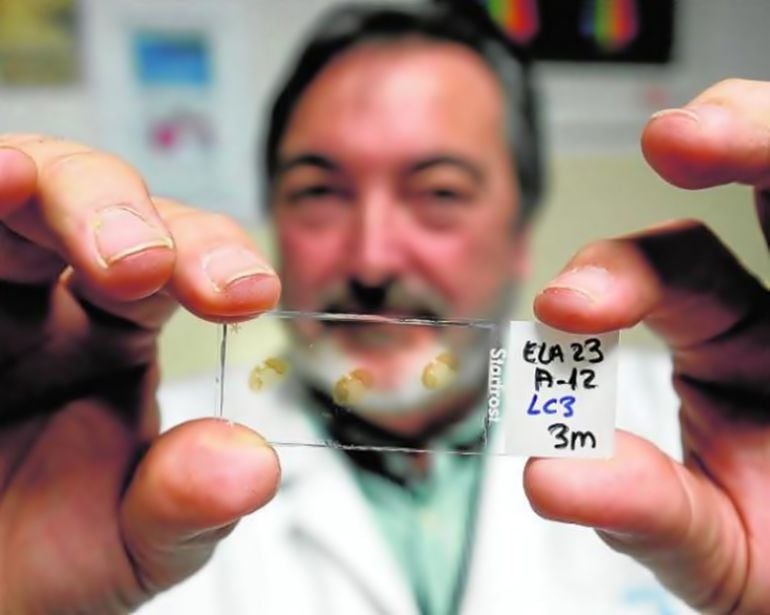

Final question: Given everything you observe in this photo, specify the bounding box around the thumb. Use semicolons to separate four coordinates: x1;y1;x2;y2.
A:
119;418;280;597
641;79;770;191
523;430;745;613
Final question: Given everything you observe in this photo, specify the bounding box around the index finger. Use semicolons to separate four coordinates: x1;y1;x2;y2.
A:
642;79;770;191
534;219;770;392
0;135;175;301
0;146;37;215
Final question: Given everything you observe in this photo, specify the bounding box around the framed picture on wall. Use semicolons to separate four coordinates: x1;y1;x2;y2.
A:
85;1;254;219
0;0;80;85
440;0;675;64
130;29;220;206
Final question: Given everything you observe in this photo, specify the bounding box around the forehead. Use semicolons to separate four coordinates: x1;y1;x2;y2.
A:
279;40;508;162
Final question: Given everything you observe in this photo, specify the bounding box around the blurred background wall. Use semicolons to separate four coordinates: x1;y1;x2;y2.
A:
1;0;768;378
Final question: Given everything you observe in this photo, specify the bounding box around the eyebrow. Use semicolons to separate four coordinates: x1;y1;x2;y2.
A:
276;152;485;184
276;153;340;176
407;155;484;184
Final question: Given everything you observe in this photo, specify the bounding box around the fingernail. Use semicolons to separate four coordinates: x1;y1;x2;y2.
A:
597;528;644;546
543;266;614;304
203;246;276;292
206;420;273;451
205;422;280;474
649;107;701;124
93;205;173;267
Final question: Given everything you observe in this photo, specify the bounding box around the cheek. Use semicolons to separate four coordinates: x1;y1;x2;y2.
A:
277;224;349;303
412;224;513;312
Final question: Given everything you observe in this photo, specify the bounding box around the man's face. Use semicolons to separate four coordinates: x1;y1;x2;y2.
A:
274;41;528;317
271;41;529;422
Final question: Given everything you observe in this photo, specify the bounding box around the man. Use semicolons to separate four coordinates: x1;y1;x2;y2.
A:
0;2;768;614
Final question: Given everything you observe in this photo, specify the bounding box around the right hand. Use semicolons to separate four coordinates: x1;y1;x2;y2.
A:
0;135;282;613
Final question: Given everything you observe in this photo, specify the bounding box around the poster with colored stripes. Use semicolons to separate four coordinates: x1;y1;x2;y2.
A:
440;0;674;64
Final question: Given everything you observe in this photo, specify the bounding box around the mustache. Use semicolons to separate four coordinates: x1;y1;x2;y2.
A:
319;279;449;321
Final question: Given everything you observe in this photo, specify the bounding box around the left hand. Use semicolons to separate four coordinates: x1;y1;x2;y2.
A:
525;78;770;613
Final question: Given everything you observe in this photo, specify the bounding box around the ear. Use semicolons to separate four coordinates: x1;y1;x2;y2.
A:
508;225;532;281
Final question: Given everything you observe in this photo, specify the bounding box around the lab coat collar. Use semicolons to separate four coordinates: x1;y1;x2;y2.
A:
271;386;421;615
252;378;547;615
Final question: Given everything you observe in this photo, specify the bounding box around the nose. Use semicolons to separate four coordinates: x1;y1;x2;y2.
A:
349;189;405;286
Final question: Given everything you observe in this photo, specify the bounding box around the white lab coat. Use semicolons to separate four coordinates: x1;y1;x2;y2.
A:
139;348;696;614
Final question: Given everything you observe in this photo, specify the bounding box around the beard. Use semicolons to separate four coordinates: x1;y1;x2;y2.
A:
284;277;518;419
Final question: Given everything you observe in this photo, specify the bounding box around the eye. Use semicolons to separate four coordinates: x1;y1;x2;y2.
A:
425;187;466;202
406;184;474;231
287;184;346;203
408;179;474;206
279;182;353;229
